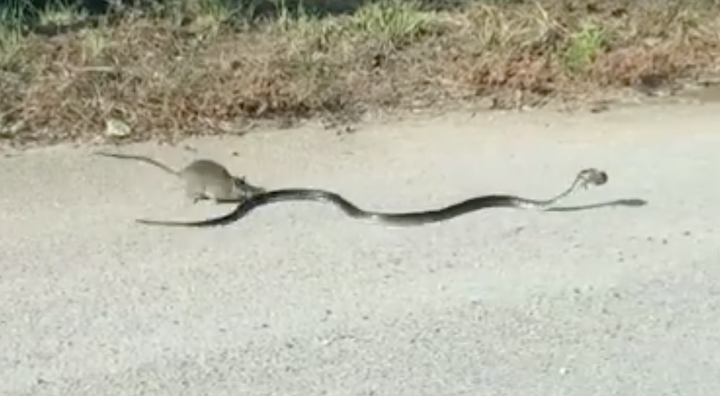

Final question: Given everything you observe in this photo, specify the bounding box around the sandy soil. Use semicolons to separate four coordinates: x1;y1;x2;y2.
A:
1;102;718;396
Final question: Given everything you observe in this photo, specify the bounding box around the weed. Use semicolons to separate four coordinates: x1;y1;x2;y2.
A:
351;0;441;49
563;21;609;73
0;0;27;71
80;28;108;62
38;0;88;26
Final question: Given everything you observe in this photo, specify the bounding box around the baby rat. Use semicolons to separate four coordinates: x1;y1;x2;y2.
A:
94;151;266;203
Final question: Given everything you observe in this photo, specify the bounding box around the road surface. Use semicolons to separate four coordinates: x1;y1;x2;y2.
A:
1;102;718;395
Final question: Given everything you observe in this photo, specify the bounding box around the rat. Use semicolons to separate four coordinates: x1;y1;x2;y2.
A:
94;151;266;204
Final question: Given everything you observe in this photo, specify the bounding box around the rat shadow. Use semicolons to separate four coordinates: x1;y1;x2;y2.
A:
546;198;648;212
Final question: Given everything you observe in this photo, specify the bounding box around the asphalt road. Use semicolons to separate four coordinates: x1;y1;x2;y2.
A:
1;102;718;395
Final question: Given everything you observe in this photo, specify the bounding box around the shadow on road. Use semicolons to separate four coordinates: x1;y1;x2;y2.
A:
548;198;648;213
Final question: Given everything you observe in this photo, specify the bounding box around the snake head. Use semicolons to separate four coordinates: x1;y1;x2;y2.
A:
578;168;608;189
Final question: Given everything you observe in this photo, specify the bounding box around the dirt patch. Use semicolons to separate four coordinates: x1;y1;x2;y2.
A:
1;0;720;148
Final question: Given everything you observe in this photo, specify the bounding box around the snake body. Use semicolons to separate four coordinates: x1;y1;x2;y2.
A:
135;168;608;228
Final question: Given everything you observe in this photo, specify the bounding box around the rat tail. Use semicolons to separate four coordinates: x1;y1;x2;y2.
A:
94;151;179;176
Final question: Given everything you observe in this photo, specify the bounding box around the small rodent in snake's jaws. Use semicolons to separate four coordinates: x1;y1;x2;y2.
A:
94;151;266;203
134;167;610;227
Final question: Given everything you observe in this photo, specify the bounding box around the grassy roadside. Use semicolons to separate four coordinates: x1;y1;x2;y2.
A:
1;0;720;147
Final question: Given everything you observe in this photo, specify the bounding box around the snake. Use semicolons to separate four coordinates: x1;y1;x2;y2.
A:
133;168;608;228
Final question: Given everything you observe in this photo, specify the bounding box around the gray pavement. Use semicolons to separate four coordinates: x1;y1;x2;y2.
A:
1;102;718;395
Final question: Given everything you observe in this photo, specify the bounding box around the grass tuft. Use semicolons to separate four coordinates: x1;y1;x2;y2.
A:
563;21;609;73
0;0;27;70
38;0;88;26
350;0;442;48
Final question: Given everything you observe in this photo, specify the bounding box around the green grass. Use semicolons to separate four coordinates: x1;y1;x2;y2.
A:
38;0;88;26
0;0;26;70
563;21;609;73
350;0;442;48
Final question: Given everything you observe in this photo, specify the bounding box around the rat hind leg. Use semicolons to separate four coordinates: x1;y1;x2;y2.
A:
184;184;212;204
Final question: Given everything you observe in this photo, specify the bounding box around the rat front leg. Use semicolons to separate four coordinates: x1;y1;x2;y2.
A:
190;192;211;204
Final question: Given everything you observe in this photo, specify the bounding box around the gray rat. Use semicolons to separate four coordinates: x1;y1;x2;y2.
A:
94;151;266;203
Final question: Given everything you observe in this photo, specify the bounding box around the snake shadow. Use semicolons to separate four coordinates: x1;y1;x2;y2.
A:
545;198;648;212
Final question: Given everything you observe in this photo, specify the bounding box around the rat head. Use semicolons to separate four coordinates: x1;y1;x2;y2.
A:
577;168;608;189
233;176;267;198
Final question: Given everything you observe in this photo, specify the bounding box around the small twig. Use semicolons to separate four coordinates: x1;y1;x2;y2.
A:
69;66;122;73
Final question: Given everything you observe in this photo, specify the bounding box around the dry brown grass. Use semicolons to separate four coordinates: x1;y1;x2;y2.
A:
2;0;720;147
